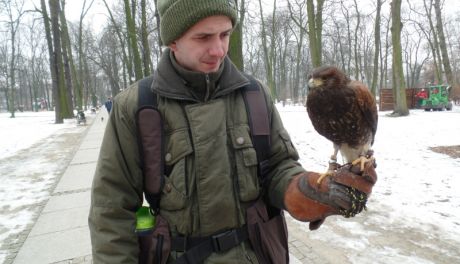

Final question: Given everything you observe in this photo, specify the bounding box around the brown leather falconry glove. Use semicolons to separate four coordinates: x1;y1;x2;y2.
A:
284;162;377;230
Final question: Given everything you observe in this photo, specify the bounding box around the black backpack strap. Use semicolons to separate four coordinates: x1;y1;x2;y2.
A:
138;76;157;108
173;227;249;264
242;75;285;220
135;75;164;215
242;75;271;183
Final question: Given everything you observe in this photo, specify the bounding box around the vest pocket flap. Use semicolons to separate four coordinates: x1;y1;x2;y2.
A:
160;176;187;211
278;129;299;159
165;129;193;166
230;126;254;149
231;126;260;202
242;148;258;167
279;129;291;141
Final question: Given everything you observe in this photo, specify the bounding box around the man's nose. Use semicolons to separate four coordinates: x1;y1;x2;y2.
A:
208;38;225;57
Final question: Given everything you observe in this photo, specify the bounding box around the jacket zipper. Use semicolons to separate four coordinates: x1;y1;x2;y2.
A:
180;104;193;196
204;74;210;102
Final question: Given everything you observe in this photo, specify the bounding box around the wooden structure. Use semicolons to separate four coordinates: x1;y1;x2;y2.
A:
379;88;420;111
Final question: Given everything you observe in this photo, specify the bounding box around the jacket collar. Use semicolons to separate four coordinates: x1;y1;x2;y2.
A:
152;48;249;102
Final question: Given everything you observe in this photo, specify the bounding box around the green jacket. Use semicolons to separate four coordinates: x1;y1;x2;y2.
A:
89;50;305;263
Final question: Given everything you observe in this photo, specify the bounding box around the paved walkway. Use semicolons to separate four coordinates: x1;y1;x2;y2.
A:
12;110;323;264
12;110;106;264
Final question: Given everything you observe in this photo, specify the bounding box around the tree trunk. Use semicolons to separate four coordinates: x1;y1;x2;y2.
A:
30;41;38;111
124;0;143;81
8;20;17;118
153;0;163;51
340;1;352;73
40;0;59;118
103;0;133;84
370;0;382;96
228;0;245;71
48;0;64;122
288;0;307;104
390;0;409;116
59;0;75;114
110;36;121;96
140;0;152;76
258;0;276;98
423;0;443;83
279;22;290;103
3;0;25;117
380;17;391;90
306;0;324;67
352;0;361;80
434;0;455;86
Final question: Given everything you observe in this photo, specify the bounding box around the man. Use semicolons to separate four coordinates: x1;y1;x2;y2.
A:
104;97;112;113
89;0;376;263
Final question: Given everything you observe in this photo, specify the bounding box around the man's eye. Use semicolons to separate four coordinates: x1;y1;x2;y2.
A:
196;35;210;40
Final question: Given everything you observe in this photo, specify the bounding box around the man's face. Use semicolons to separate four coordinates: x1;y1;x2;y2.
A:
169;15;233;73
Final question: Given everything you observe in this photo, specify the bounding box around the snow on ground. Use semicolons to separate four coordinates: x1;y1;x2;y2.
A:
0;111;90;263
0;103;459;263
0;112;68;160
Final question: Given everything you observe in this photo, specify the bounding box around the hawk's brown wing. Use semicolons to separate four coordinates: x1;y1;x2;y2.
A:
349;81;378;145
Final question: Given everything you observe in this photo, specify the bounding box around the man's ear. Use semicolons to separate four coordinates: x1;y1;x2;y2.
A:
169;42;177;52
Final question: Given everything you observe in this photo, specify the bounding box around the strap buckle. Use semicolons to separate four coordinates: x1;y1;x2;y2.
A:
211;229;239;253
259;159;270;180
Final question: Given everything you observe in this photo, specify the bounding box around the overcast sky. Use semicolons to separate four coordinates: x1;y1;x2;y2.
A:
61;0;459;29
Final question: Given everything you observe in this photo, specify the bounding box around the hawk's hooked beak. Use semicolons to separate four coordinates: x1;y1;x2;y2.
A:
308;78;323;89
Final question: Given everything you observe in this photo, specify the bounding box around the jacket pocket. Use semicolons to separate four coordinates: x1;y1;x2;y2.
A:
231;126;260;202
278;129;299;160
160;129;193;211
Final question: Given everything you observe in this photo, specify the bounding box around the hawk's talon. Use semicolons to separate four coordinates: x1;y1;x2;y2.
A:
316;159;339;185
316;170;334;185
351;155;375;171
316;156;339;185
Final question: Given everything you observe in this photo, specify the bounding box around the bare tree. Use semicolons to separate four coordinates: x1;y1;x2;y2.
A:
306;0;324;67
103;0;132;87
140;0;152;76
1;0;26;117
123;0;143;81
91;27;122;97
351;0;361;80
423;0;443;83
434;0;455;85
58;0;74;114
390;0;409;116
273;10;292;102
74;0;94;109
39;0;58;114
370;0;383;96
337;0;353;73
228;0;246;70
403;27;429;87
24;18;42;111
0;39;10;111
47;0;64;122
258;0;277;97
288;0;308;103
152;0;162;52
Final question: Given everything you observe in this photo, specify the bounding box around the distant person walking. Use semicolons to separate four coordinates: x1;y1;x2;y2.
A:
104;97;112;113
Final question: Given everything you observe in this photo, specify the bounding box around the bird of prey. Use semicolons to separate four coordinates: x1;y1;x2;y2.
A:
306;66;378;183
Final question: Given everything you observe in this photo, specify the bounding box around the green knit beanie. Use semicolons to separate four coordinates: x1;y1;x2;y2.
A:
158;0;238;45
